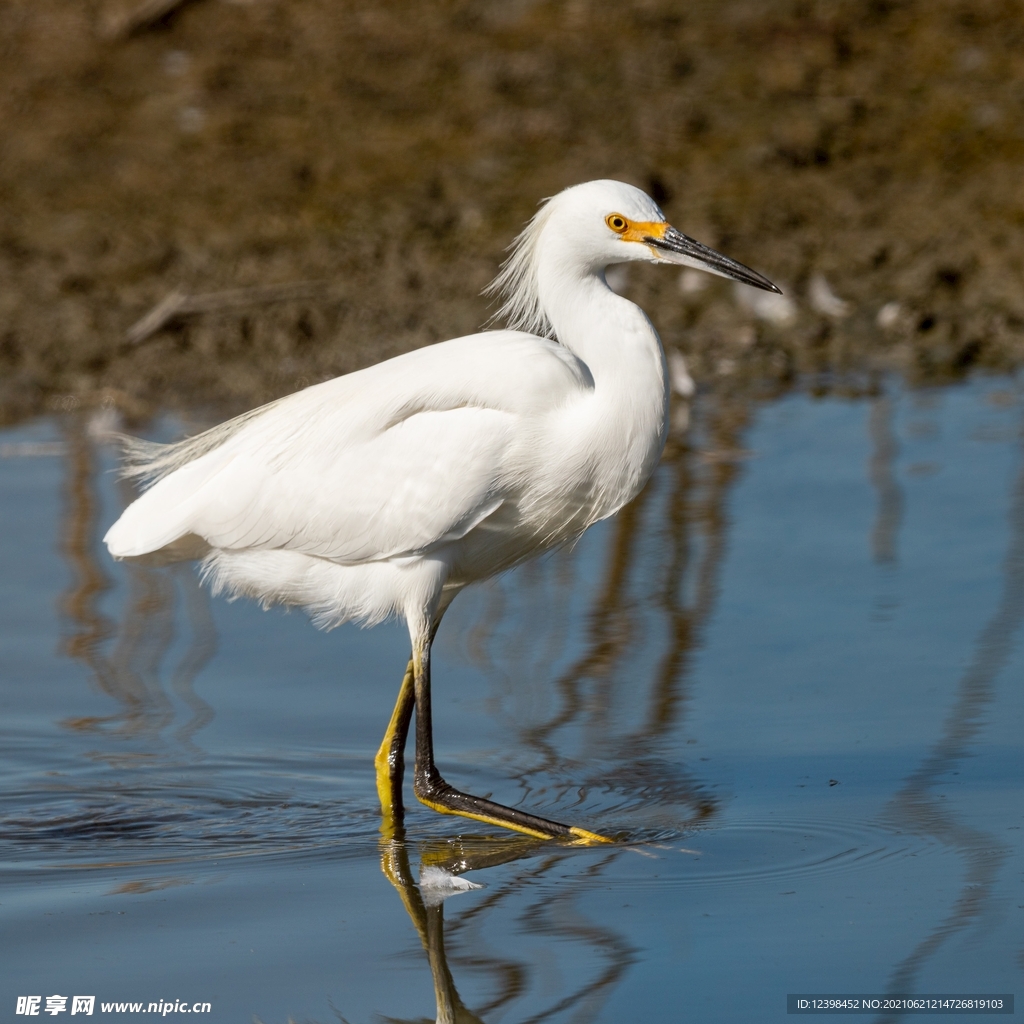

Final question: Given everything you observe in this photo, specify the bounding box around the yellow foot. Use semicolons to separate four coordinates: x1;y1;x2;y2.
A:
568;826;615;845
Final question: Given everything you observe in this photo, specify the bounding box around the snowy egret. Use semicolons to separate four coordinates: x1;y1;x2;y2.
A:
104;180;778;843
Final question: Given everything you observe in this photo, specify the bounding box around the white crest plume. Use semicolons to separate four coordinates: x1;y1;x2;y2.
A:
484;197;557;339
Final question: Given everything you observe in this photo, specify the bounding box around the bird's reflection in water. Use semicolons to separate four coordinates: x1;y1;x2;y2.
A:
378;824;634;1024
451;395;752;832
57;413;216;755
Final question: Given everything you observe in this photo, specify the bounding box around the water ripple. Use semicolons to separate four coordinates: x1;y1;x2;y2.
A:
0;760;387;871
620;816;942;888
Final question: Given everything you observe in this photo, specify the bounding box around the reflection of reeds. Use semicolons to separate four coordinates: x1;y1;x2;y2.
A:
59;415;115;663
874;414;1024;1022
511;852;636;1024
868;391;904;565
633;395;753;745
523;480;652;757
169;563;217;746
56;414;216;753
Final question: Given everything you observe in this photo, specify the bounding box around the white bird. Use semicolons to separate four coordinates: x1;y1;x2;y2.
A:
104;180;778;843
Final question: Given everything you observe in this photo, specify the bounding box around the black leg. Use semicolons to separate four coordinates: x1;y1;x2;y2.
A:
410;641;610;843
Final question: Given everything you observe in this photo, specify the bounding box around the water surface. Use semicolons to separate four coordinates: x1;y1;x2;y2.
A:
1;379;1022;1022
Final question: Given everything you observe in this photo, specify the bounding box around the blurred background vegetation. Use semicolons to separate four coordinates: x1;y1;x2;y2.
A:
1;0;1023;423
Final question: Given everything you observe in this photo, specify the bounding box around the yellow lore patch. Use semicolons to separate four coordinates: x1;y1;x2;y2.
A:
605;213;670;256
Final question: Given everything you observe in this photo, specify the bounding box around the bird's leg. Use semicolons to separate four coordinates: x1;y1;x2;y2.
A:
411;641;611;844
375;658;416;823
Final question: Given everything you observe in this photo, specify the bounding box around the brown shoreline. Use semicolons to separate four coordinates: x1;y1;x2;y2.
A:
2;0;1022;425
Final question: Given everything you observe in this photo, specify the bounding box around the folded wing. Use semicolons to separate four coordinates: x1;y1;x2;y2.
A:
104;331;589;564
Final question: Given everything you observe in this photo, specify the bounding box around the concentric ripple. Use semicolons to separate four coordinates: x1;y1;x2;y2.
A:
621;815;942;888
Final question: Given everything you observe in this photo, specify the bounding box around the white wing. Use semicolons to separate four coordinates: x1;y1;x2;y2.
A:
104;331;592;563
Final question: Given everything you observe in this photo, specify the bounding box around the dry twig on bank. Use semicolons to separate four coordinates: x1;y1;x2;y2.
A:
101;0;202;40
125;282;328;346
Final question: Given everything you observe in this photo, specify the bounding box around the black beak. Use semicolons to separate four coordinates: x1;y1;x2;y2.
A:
644;226;781;294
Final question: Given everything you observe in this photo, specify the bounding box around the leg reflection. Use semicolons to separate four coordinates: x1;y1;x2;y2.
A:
379;825;543;1023
378;825;638;1024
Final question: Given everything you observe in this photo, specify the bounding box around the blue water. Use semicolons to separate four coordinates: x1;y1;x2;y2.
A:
1;378;1021;1023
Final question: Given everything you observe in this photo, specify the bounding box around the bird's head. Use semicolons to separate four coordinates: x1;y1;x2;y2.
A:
551;179;780;293
487;179;779;338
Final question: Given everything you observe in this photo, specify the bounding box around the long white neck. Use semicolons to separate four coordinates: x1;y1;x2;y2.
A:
536;234;667;393
534;237;671;508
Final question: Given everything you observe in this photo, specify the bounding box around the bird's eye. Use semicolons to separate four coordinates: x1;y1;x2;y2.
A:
606;214;629;234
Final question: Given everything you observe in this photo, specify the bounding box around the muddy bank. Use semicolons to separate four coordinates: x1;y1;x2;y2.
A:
1;0;1023;423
